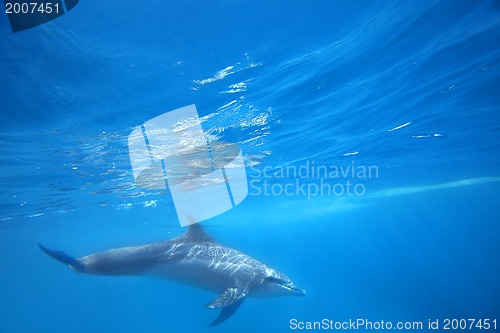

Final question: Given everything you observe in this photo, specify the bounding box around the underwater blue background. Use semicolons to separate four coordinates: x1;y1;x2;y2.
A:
1;1;499;332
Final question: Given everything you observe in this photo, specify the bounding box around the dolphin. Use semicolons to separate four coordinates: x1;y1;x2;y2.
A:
39;219;305;326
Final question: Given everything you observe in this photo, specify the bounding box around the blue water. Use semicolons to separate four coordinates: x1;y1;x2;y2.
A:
1;1;499;332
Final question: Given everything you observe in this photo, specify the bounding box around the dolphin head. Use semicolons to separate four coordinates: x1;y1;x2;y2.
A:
254;267;306;297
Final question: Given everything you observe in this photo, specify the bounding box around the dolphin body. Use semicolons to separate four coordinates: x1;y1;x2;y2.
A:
39;221;305;326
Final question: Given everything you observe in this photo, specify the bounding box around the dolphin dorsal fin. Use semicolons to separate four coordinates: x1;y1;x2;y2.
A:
180;215;216;243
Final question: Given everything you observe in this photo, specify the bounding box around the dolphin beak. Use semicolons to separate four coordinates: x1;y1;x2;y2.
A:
286;284;306;296
294;287;307;296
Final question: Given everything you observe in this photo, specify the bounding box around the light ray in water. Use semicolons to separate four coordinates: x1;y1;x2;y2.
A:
370;177;500;198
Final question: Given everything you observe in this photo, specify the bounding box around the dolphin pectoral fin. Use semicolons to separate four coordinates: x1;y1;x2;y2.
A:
205;287;248;326
209;297;245;327
205;287;248;309
38;243;85;273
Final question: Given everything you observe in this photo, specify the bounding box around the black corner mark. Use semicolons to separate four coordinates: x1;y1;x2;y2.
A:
4;0;79;33
64;0;77;11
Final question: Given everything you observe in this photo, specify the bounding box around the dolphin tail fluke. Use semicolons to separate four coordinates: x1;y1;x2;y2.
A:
39;243;85;272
